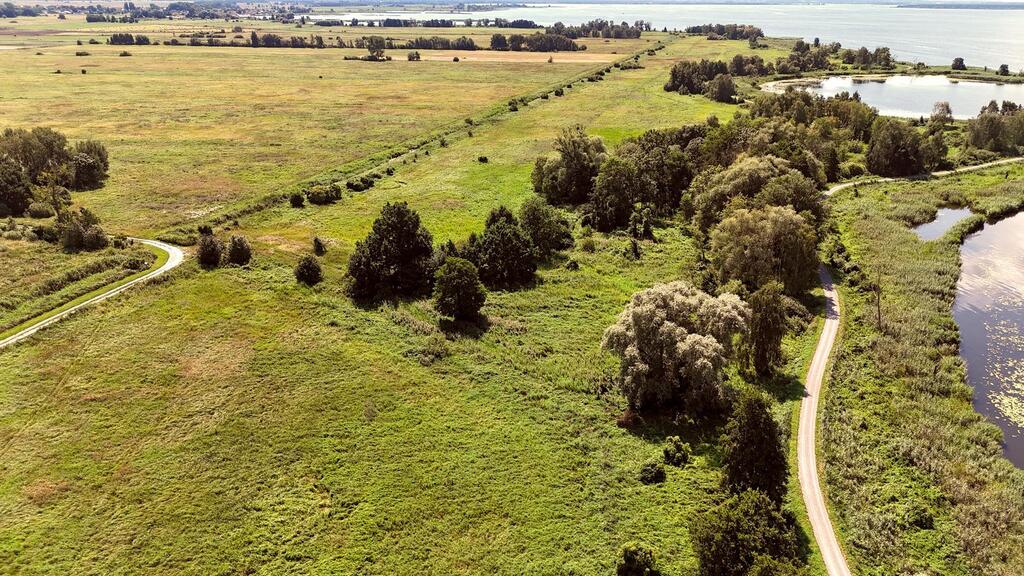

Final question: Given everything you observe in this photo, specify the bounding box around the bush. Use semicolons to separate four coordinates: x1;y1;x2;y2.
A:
478;156;488;163
617;543;662;576
294;254;322;285
723;390;788;504
289;192;304;208
433;257;486;320
347;202;434;299
82;225;108;250
196;234;224;268
227;235;252;265
119;50;131;57
662;436;691;467
313;236;327;256
305;182;342;205
407;50;420;61
27;202;54;219
639;459;666;484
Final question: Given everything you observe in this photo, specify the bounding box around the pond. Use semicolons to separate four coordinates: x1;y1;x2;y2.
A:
953;211;1024;466
798;75;1024;119
913;207;973;241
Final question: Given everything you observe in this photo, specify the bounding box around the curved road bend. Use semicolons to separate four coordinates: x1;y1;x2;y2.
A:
0;239;184;350
799;266;850;576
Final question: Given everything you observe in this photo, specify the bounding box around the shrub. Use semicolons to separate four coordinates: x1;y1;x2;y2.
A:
639;459;666;484
532;125;606;205
294;254;323;285
617;543;662;576
433;257;486;320
662;436;691;467
119;50;131;57
313;236;327;256
452;56;460;62
407;50;420;61
196;234;224;268
478;156;488;163
289;192;304;208
82;225;108;251
27;202;54;219
305;183;342;205
580;237;596;252
197;224;214;236
347;202;434;299
227;235;252;265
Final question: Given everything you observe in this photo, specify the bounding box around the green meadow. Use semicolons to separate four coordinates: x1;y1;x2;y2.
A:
0;30;829;575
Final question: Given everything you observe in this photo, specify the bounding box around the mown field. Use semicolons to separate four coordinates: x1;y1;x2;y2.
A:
825;164;1024;575
0;32;831;575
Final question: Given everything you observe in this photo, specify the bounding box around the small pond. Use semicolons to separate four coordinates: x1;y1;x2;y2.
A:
792;75;1024;119
953;211;1024;466
913;207;973;241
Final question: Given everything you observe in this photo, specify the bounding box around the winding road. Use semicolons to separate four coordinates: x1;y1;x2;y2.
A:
0;239;184;351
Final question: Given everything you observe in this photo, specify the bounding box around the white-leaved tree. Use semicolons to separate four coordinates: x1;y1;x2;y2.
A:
602;281;750;412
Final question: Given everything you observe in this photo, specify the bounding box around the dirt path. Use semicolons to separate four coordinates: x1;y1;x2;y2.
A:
0;239;184;350
799;266;850;576
826;156;1024;197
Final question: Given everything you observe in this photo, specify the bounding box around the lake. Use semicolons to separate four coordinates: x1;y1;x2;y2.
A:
308;3;1024;70
797;75;1024;119
953;211;1024;466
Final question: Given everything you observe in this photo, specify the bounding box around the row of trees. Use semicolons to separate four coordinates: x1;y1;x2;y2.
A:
684;23;763;40
546;19;648;39
968;100;1024;153
108;33;151;45
489;33;581;52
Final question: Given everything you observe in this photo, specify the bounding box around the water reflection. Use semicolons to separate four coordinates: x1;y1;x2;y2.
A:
913;207;973;241
953;212;1024;466
807;76;1024;120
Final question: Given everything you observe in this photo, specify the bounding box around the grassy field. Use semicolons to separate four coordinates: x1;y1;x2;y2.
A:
0;31;833;575
0;21;622;236
824;164;1024;575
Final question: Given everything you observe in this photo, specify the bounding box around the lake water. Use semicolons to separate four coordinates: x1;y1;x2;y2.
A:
309;3;1024;70
800;76;1024;119
953;211;1024;466
913;207;973;240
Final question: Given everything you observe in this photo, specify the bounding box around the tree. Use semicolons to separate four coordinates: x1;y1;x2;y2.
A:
998;64;1010;76
227;235;252;265
951;57;966;70
433;257;486;320
747;282;787;376
196;234;224;268
531;125;606;205
691;490;802;576
920;131;948;171
691;155;802;235
0;156;32;216
590;156;653;232
490;33;508;50
866;117;924;177
294;254;323;285
466;211;537;288
710;206;819;296
347;202;434;299
518;196;572;260
723;390;788;503
704;73;736;103
968;113;1013;152
601;281;750;412
365;35;386;60
928;101;953;133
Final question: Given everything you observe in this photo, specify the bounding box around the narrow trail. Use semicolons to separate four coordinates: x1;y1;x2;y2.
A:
799;267;849;576
826;156;1024;196
0;239;184;351
802;157;1022;575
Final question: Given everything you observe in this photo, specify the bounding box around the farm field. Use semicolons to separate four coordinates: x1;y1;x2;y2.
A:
0;30;829;575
